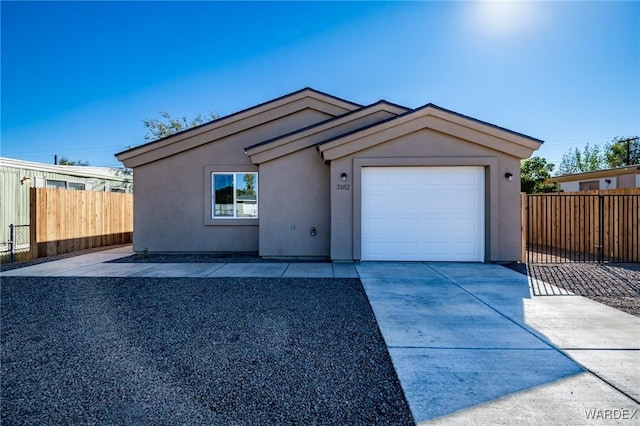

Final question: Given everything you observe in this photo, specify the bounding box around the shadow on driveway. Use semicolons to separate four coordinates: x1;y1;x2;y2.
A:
506;262;640;317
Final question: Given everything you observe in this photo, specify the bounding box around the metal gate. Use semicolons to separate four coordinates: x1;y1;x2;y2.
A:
524;194;639;263
1;224;31;263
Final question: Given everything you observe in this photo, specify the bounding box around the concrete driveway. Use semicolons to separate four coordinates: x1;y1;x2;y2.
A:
3;247;639;424
357;262;640;424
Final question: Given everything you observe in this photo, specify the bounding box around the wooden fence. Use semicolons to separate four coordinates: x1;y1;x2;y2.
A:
30;188;133;259
522;188;640;263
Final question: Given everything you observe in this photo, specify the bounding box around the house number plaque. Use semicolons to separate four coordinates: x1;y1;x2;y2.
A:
336;184;351;190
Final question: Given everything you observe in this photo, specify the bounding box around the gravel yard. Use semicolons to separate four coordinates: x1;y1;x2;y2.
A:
505;262;640;317
1;276;412;425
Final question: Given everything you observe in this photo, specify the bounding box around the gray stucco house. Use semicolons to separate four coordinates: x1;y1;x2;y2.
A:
116;88;542;262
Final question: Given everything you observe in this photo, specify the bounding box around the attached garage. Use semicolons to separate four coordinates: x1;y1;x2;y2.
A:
361;166;485;261
318;100;542;263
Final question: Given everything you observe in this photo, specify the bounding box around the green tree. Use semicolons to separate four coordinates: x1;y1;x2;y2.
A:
557;143;605;175
143;110;219;142
58;156;90;166
605;136;640;167
520;156;562;193
241;173;256;196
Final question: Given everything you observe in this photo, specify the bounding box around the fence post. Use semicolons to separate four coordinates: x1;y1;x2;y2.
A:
9;224;15;263
521;193;527;263
598;195;604;263
29;187;38;260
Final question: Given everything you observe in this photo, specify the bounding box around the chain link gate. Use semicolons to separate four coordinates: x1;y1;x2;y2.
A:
1;224;31;263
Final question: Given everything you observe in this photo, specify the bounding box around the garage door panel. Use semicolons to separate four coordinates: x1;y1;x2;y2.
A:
363;219;390;233
366;199;390;213
365;241;391;258
361;167;485;261
394;218;419;233
394;242;420;256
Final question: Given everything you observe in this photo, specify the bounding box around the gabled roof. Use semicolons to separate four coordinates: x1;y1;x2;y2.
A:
116;88;361;168
317;103;544;161
244;100;410;164
548;164;640;183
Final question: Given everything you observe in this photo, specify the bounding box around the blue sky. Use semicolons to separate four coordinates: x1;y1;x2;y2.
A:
2;1;638;171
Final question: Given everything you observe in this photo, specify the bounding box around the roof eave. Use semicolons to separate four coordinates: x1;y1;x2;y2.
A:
318;105;543;161
244;101;411;164
115;88;362;168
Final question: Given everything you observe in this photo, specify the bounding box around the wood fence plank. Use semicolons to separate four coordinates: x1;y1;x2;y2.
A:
523;188;639;262
29;188;133;258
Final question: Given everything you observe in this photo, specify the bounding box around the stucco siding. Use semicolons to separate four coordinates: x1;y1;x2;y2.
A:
618;174;636;188
330;157;356;261
258;147;331;257
559;181;580;192
498;154;524;261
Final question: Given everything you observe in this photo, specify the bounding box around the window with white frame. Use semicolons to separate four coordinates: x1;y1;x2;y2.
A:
45;179;88;190
68;182;86;190
46;179;67;189
212;172;258;218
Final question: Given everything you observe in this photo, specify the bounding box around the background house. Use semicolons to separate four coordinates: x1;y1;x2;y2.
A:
548;165;640;192
0;157;133;255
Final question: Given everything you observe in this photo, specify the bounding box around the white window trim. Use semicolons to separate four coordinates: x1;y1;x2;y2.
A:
204;165;259;226
45;179;67;189
212;172;258;219
68;181;87;191
43;178;90;191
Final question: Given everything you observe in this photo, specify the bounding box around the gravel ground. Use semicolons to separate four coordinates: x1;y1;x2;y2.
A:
1;277;413;425
504;262;640;317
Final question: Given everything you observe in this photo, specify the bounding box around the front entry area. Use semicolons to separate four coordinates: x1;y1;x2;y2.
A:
361;166;485;261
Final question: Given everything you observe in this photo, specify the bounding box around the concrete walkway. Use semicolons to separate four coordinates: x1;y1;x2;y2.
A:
0;246;359;279
2;246;639;424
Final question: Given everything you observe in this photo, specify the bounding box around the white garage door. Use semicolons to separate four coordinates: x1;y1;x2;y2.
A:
361;167;485;261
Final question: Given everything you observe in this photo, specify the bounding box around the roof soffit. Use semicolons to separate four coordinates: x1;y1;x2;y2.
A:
115;89;360;168
318;106;543;161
